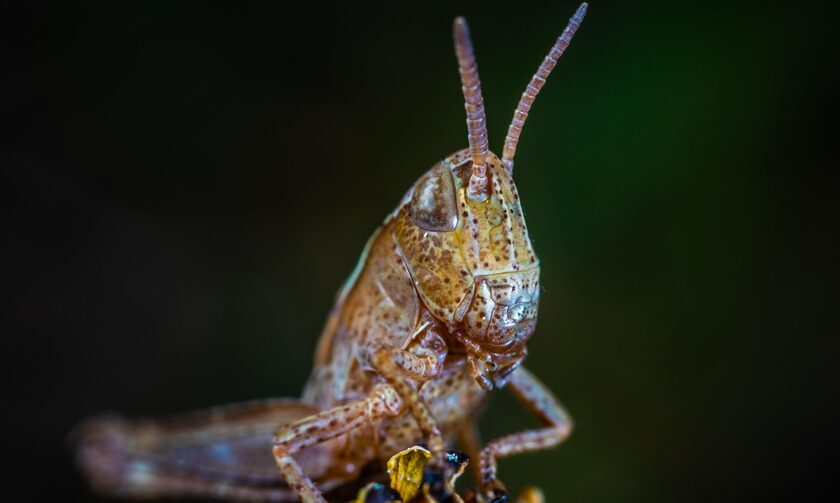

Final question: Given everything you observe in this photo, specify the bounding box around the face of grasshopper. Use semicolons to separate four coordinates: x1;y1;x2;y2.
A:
394;149;539;390
391;4;585;390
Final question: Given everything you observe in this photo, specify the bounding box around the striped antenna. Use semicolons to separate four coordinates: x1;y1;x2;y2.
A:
453;17;490;199
501;2;588;172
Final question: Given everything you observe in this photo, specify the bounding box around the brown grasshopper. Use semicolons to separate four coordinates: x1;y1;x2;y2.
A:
76;4;588;502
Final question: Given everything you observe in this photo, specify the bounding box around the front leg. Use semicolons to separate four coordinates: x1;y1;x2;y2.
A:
371;347;447;462
479;366;572;499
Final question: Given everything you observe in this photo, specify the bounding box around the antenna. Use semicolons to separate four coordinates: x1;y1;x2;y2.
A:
453;16;490;198
502;2;588;172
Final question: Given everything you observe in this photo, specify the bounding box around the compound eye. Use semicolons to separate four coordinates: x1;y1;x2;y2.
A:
410;163;458;232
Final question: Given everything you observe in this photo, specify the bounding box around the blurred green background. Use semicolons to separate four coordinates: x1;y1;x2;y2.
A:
3;1;834;502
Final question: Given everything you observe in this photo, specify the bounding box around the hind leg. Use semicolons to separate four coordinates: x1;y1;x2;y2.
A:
76;399;330;501
272;383;404;503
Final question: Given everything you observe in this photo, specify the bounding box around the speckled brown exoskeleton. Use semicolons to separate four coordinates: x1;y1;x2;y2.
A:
76;4;588;502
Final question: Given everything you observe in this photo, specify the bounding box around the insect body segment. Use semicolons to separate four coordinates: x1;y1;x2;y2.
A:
76;4;588;503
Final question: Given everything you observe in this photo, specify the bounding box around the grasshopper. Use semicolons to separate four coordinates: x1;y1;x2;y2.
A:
76;4;588;502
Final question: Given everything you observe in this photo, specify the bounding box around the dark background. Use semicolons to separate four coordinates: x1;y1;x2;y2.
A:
2;1;836;501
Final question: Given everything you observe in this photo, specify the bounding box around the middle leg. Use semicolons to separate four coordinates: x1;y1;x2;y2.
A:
457;421;484;485
479;366;572;501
